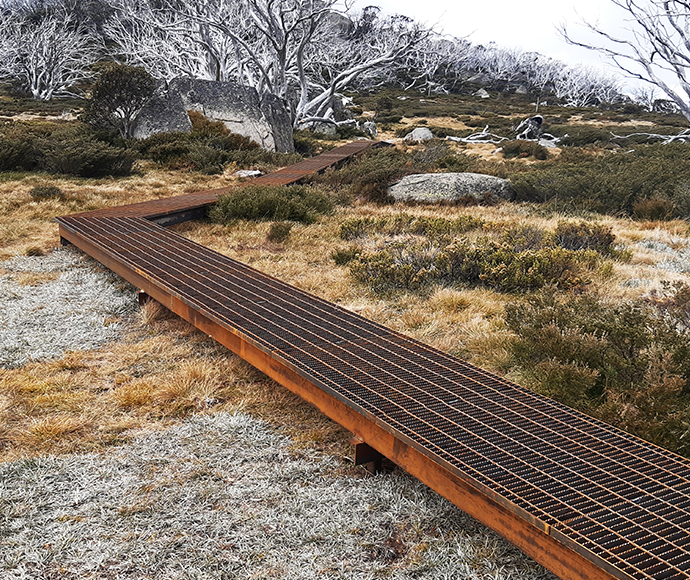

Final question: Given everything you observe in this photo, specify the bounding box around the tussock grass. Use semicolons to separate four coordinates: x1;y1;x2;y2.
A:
0;167;240;260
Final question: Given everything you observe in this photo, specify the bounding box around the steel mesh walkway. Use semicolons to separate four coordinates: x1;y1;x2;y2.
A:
56;141;690;580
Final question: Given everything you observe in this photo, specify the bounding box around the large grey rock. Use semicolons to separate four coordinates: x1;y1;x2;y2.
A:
132;79;294;153
403;127;434;142
131;90;192;139
257;92;295;153
389;173;513;203
308;121;338;136
172;79;293;152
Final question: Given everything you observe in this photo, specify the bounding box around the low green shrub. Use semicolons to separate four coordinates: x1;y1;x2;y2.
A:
139;132;192;164
558;126;612;147
554;221;616;252
0;122;135;177
340;216;625;294
633;197;675;221
266;221;293;243
501;140;548;160
375;96;393;113
499;224;554;251
0;135;39;171
312;147;414;203
336;124;369;139
374;114;402;124
331;247;362;265
209;184;333;224
504;286;690;456
348;235;597;294
223;149;302;173
29;185;63;200
349;241;438;293
339;213;485;241
511;144;690;216
436;239;588;292
293;130;324;157
41;134;135;177
185;143;227;175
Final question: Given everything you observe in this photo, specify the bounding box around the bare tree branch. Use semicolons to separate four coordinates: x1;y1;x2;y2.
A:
562;0;690;123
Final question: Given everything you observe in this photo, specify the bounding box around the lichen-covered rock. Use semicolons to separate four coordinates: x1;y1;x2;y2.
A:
132;79;294;153
308;121;338;136
363;121;377;138
403;127;434;141
131;89;192;140
389;172;513;203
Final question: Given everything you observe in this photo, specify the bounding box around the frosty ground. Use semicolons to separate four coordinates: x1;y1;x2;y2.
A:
0;248;555;579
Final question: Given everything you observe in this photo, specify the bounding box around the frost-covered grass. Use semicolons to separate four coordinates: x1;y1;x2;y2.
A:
0;248;136;368
637;239;690;273
0;413;554;580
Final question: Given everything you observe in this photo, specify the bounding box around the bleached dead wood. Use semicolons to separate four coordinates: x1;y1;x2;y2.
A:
562;0;690;123
446;125;509;145
611;129;690;144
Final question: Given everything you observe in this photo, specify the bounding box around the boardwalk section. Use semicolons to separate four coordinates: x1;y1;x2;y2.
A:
56;142;690;580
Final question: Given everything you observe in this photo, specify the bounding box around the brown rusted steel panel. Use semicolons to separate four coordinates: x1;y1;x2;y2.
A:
55;141;690;580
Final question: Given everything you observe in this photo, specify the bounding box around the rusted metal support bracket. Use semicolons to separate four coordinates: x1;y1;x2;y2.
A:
352;438;384;474
137;290;152;306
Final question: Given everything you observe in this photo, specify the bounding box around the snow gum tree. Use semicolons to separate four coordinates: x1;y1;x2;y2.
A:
0;8;100;100
563;0;690;122
102;0;427;126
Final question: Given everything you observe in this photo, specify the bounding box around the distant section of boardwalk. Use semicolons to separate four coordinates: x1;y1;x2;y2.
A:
57;141;690;580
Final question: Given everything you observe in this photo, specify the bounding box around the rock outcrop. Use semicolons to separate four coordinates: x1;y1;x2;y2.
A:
389;173;513;203
132;90;192;138
132;79;294;153
403;127;434;142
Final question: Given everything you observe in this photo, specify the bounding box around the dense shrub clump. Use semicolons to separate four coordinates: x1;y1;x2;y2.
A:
266;221;293;243
341;218;623;294
346;236;598;294
504;286;690;457
311;147;419;203
501;140;548;160
0;122;136;177
209;184;333;224
29;185;63;200
339;213;485;241
511;144;690;217
436;239;590;292
349;241;438;292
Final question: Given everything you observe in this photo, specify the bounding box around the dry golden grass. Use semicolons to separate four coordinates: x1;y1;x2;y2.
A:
0;165;239;260
1;154;688;464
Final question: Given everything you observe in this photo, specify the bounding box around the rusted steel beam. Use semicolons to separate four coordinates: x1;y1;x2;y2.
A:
352;439;384;473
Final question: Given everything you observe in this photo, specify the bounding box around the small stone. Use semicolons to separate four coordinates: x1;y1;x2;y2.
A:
234;170;262;178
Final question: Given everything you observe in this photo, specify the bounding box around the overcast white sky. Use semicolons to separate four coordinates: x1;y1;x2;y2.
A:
358;0;627;74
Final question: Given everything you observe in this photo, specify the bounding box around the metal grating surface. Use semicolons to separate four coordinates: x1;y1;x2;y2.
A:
55;141;690;580
64;140;379;221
